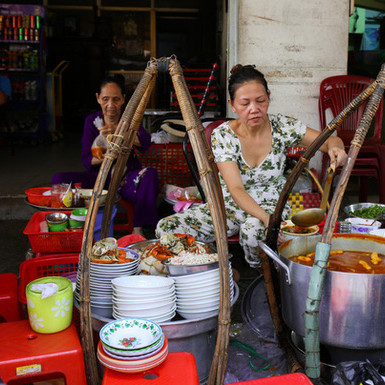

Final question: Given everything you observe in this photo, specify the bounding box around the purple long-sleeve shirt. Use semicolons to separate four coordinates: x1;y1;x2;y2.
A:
81;111;151;173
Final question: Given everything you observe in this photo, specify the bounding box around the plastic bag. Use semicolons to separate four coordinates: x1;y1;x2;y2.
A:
91;134;109;159
332;360;385;385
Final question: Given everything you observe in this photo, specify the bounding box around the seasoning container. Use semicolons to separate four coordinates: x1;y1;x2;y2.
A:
338;221;352;233
46;212;68;232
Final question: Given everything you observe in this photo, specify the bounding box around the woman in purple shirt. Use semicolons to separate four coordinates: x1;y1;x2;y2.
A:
52;75;159;237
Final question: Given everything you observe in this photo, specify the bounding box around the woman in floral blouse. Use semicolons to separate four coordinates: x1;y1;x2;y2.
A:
52;75;159;237
156;65;347;267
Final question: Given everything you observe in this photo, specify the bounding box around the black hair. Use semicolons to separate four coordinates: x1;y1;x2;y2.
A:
99;74;126;95
228;64;269;101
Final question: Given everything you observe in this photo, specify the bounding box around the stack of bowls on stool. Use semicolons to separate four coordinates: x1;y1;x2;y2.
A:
74;248;139;318
97;317;168;373
173;265;235;320
111;275;176;323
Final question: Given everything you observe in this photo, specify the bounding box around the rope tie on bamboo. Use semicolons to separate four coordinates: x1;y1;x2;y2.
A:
299;156;310;165
218;319;231;326
105;133;124;160
78;296;90;303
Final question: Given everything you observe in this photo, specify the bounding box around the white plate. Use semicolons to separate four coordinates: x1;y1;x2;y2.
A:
100;318;163;351
114;301;176;313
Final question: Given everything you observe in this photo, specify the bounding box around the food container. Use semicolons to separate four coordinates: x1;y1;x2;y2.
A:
25;187;52;207
26;276;73;334
80;189;108;207
46;212;68;232
345;217;381;234
69;208;88;228
260;233;385;349
344;202;385;220
280;220;319;242
163;259;219;276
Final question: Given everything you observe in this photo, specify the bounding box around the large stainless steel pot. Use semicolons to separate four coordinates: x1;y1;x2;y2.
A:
260;233;385;349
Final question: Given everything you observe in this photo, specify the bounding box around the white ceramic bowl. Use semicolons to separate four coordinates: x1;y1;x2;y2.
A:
177;308;219;320
113;287;175;300
113;293;176;305
171;268;220;283
346;217;381;234
113;300;176;312
280;220;319;242
113;304;177;318
111;275;175;290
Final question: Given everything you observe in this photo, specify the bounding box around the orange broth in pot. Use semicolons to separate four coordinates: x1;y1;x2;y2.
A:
289;250;385;274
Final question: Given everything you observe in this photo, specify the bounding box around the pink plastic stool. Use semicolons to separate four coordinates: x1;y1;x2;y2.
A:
102;352;200;384
227;373;313;385
0;273;21;322
0;320;87;384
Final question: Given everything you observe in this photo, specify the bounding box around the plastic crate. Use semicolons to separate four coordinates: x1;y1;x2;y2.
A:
25;186;52;207
137;143;194;187
288;192;322;218
24;211;83;253
18;254;79;304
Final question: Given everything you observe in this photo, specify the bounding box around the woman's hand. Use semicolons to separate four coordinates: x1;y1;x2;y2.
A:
328;146;347;168
98;123;116;136
91;157;103;166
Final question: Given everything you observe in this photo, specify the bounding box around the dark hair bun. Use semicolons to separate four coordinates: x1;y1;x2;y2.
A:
230;64;244;76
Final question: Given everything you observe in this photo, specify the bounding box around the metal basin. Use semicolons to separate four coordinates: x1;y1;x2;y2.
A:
261;233;385;349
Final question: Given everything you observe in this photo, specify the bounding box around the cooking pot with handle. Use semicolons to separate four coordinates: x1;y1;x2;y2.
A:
259;233;385;349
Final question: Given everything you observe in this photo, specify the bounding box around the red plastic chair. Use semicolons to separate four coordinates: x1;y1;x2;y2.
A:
319;75;385;202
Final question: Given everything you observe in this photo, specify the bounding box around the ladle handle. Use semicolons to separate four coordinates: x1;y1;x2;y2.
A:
257;241;292;285
319;162;336;212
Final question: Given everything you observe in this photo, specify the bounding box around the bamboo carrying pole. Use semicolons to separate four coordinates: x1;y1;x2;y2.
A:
79;60;158;385
258;64;385;382
169;56;231;385
304;67;385;381
79;56;231;385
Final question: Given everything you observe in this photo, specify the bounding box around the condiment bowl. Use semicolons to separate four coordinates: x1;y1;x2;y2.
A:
346;217;381;234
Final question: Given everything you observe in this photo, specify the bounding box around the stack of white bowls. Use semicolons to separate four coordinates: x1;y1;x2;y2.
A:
111;275;176;323
75;248;139;318
173;267;234;320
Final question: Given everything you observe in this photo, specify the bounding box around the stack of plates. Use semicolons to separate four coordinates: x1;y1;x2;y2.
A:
173;266;234;320
98;318;168;373
111;275;176;323
74;248;139;318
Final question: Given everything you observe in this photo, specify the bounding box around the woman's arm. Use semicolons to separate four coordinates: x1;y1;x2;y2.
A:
299;127;347;168
81;114;102;170
216;161;270;227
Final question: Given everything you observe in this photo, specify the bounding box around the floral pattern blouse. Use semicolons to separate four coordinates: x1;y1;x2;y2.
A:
211;113;307;215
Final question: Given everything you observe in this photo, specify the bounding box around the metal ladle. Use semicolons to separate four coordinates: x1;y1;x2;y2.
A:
291;162;336;228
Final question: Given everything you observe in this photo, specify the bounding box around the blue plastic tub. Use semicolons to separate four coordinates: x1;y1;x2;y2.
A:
94;205;117;241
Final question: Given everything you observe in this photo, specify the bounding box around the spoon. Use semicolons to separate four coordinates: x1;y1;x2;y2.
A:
291;162;336;228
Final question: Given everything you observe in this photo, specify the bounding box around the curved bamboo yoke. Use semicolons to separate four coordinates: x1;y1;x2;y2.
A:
78;56;230;385
259;63;385;383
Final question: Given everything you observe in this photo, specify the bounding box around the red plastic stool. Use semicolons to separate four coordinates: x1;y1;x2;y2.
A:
114;199;135;233
0;320;87;384
0;273;21;322
227;373;313;384
102;352;200;384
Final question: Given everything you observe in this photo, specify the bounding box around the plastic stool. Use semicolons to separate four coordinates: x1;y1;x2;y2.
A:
0;273;21;322
0;320;87;384
102;352;200;384
227;373;313;384
114;199;135;233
